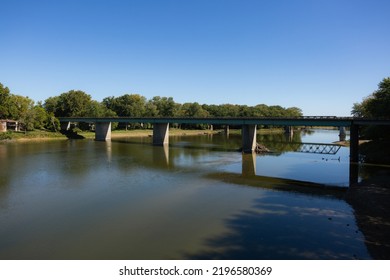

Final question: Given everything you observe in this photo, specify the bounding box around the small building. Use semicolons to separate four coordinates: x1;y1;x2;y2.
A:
0;120;6;132
0;120;20;132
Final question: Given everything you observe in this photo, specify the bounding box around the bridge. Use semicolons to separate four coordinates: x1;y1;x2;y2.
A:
59;116;390;163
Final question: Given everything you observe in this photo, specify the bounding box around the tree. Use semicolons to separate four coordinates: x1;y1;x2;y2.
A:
44;96;60;115
54;90;94;117
364;77;390;119
86;100;117;118
2;94;36;130
144;100;159;117
352;77;390;118
109;94;146;117
352;77;390;140
149;96;178;117
285;107;303;117
33;106;48;129
0;83;11;119
178;102;209;118
178;102;209;129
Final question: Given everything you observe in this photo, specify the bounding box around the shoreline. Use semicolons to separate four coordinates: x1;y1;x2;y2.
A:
0;128;287;142
0;129;220;142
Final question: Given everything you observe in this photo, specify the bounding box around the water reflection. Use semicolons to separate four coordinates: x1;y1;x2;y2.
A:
0;129;388;259
242;153;256;177
187;192;369;259
152;144;170;168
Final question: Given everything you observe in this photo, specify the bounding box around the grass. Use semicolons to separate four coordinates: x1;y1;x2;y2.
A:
1;127;290;142
0;130;66;141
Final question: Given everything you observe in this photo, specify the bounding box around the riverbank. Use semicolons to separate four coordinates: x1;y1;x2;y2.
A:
0;128;219;142
0;130;66;141
0;128;287;142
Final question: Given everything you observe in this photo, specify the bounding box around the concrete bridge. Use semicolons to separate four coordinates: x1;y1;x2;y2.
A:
59;116;390;163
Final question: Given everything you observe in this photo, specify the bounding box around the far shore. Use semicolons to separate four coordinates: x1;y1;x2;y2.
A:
0;127;287;142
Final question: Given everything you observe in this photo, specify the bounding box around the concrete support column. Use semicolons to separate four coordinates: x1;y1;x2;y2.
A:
224;125;230;136
242;124;257;153
339;126;347;141
350;124;359;163
95;122;111;141
153;123;169;145
60;121;71;131
284;126;293;135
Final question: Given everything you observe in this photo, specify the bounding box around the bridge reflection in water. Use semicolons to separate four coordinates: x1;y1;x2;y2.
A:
131;139;359;188
241;152;358;188
296;143;341;155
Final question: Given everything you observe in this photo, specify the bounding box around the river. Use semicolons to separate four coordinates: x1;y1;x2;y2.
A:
0;129;387;259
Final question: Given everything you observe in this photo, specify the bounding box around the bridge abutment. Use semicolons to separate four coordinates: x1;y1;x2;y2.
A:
153;123;169;145
95;122;112;141
242;124;257;153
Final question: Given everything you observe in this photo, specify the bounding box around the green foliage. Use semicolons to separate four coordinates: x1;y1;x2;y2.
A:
103;94;148;117
44;96;60;114
46;112;61;131
0;83;61;132
179;102;209;117
352;77;390;119
2;81;304;133
149;96;179;117
33;106;48;129
0;131;13;140
0;83;11;119
352;77;390;140
52;90;93;117
365;77;390;119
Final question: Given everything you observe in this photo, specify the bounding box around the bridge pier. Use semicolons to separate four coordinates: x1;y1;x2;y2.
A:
284;126;294;142
242;125;257;153
60;121;71;131
224;125;230;136
350;124;359;163
284;126;293;135
95;122;111;141
153;123;169;145
339;126;347;141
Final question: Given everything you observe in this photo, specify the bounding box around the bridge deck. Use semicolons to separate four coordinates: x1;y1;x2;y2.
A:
59;116;367;126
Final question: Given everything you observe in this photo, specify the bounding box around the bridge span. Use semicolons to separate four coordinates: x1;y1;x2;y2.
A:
59;116;390;163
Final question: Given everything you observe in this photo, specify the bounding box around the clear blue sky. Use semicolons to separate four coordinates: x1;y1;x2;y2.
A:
1;0;389;116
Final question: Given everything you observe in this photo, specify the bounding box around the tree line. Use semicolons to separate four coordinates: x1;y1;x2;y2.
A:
352;77;390;140
1;82;303;131
2;77;389;133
